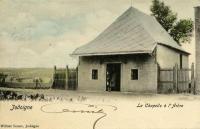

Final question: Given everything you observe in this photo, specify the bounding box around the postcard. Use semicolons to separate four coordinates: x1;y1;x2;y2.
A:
0;0;200;129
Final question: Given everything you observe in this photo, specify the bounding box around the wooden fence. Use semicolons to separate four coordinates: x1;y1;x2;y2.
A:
52;66;78;90
52;67;67;89
68;68;78;90
158;63;195;94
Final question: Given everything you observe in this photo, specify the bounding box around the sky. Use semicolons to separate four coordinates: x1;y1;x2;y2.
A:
0;0;199;68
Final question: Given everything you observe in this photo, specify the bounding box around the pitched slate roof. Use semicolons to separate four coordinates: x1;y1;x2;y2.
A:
72;6;189;56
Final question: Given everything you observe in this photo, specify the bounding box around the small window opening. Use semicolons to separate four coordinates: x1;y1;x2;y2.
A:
92;69;98;80
131;69;138;80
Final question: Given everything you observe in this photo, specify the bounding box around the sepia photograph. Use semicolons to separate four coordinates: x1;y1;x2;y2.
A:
0;0;200;129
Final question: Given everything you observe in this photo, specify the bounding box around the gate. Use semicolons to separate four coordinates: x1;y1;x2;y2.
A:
52;67;67;89
52;66;78;90
158;63;195;94
68;68;78;90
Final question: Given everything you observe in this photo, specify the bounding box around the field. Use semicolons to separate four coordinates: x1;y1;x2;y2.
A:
0;87;200;129
0;68;53;81
0;68;54;88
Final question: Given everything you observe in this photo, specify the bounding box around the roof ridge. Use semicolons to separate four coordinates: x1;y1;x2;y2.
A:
133;9;187;53
72;6;189;56
129;7;157;51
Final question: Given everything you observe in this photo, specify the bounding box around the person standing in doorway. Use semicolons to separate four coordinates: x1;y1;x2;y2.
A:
110;72;116;91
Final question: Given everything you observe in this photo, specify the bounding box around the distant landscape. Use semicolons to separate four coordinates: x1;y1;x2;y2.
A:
0;68;54;89
0;68;53;78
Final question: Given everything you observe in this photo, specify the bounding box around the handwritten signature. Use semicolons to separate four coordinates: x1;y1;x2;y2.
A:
40;103;117;129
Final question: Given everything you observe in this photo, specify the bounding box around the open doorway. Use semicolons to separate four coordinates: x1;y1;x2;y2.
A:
106;63;121;91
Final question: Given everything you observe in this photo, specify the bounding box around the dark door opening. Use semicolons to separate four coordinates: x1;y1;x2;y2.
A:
106;63;121;91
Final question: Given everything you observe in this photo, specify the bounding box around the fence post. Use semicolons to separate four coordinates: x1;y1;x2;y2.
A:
174;64;179;93
176;64;179;93
76;67;78;90
66;65;69;90
52;65;57;89
191;63;196;95
157;64;160;93
173;65;176;93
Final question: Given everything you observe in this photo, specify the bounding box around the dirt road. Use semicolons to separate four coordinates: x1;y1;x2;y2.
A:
0;88;200;129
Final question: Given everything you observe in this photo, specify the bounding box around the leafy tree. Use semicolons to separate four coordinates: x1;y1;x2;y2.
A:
150;0;193;44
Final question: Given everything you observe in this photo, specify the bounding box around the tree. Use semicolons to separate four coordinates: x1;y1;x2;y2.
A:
150;0;193;44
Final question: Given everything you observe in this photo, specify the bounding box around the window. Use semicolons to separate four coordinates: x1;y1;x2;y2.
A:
92;69;98;80
131;69;138;80
180;54;183;69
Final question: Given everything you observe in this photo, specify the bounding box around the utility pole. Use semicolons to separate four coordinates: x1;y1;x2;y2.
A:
194;6;200;94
